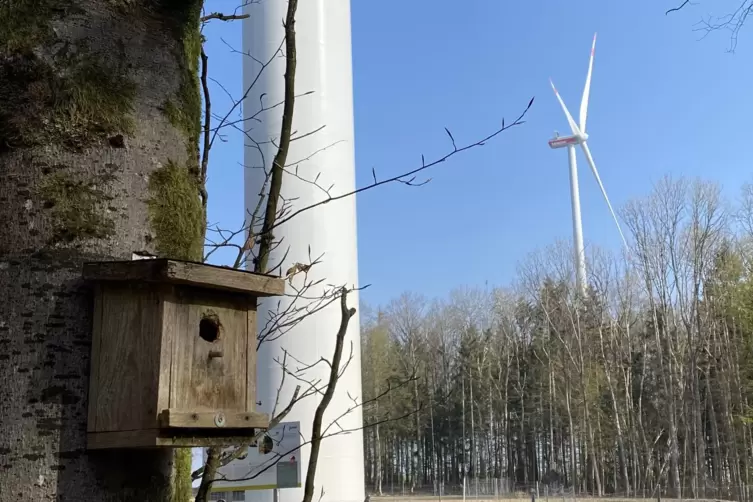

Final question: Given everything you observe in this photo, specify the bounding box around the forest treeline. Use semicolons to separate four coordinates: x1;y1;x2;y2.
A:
359;176;753;501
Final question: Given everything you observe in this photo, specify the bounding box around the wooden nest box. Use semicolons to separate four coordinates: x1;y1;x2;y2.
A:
82;259;285;449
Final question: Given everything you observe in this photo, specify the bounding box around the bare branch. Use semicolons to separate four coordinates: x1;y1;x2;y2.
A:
666;0;693;15
321;370;419;437
265;97;535;238
201;12;251;22
199;46;210;208
218;398;420;485
256;0;299;273
201;0;257;23
302;287;356;502
208;38;286;157
666;0;753;52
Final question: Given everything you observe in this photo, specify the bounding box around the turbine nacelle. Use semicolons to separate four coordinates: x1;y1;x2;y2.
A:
548;132;588;149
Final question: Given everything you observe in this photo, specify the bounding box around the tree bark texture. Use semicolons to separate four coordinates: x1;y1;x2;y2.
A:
0;1;205;500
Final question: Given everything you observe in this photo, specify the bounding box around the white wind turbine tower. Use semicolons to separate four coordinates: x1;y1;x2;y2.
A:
548;33;629;297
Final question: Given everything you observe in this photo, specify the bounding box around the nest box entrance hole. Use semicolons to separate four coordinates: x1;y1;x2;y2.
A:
199;311;222;343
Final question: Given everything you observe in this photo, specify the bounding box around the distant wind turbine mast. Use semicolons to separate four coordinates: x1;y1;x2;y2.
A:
548;32;629;297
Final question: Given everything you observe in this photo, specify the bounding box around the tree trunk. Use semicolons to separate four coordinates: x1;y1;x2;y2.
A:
0;1;205;500
565;382;577;493
600;325;630;495
376;403;383;495
414;370;422;489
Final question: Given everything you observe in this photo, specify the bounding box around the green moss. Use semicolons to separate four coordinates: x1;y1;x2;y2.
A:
159;0;203;159
0;1;71;55
38;168;116;243
0;0;143;54
172;448;193;502
0;49;136;151
0;1;136;151
147;160;204;261
63;58;136;137
163;79;200;146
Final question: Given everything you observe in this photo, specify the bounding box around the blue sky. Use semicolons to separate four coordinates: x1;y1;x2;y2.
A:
202;0;753;307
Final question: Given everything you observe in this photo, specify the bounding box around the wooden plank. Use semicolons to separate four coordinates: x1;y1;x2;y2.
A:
169;287;248;413
159;409;269;429
83;259;161;281
155;285;172;423
165;261;285;296
83;259;285;297
94;284;162;432
153;433;265;448
88;429;159;449
86;284;104;433
246;298;257;412
87;429;267;449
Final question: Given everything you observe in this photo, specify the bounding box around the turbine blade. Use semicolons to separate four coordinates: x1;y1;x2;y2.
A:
550;79;580;136
579;33;596;133
579;141;629;249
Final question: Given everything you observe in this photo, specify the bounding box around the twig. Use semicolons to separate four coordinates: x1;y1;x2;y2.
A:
666;0;692;15
200;46;211;208
208;38;285;156
265;97;535;238
201;12;251;22
692;0;753;53
218;407;421;485
321;371;419;437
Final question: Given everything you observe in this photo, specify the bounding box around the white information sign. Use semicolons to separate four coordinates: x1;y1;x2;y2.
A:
209;421;302;493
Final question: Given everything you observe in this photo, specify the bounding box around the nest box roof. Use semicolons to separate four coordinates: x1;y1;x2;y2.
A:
82;259;285;297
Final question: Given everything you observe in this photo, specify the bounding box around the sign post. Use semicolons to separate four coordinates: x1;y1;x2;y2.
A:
207;421;302;495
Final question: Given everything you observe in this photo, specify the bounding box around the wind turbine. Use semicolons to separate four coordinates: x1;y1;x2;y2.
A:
548;33;628;297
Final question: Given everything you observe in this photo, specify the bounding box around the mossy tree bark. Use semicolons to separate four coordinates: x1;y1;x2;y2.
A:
0;1;204;500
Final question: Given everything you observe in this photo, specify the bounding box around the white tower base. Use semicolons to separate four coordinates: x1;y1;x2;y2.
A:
567;144;587;297
242;1;365;502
